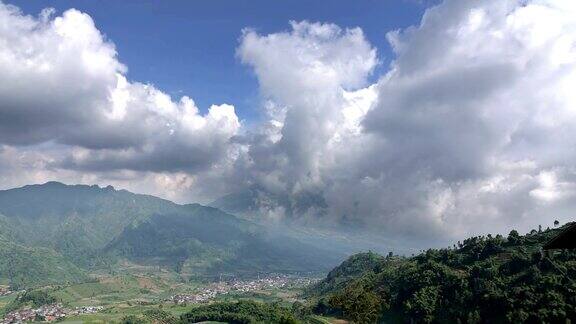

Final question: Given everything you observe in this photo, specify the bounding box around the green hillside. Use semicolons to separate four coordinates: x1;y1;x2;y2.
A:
309;224;576;323
0;182;341;288
0;238;87;289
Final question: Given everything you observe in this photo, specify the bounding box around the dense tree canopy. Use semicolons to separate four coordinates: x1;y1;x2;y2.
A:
309;223;576;323
179;300;298;324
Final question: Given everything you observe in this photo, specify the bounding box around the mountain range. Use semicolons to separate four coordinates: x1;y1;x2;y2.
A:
0;182;343;289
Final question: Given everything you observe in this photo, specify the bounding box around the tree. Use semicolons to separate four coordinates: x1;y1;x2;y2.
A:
508;230;520;244
404;286;440;323
329;280;382;323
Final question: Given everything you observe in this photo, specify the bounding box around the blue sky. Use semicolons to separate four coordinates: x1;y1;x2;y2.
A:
9;0;431;122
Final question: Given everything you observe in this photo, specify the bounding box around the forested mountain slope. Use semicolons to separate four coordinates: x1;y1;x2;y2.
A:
0;238;87;289
0;182;342;288
309;224;576;323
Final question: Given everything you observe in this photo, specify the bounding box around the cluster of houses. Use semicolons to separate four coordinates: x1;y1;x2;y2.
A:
170;284;228;304
170;274;319;304
228;275;319;292
0;287;13;297
67;306;103;316
1;304;103;323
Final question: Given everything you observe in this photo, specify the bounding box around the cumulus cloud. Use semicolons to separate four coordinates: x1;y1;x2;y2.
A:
2;0;576;249
0;3;240;176
233;21;379;221
227;0;576;246
357;0;576;241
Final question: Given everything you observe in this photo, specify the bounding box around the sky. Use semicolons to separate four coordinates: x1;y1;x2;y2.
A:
1;0;576;250
6;0;432;122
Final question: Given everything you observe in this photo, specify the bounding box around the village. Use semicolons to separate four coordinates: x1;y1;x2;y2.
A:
1;304;102;324
0;287;13;297
0;275;318;322
169;274;319;304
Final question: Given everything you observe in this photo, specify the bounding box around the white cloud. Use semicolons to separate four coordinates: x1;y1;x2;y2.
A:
2;0;576;249
228;0;576;246
0;2;240;176
228;21;382;226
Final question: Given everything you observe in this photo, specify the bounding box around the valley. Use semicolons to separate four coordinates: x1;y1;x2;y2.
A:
2;182;576;323
0;182;343;323
0;270;322;323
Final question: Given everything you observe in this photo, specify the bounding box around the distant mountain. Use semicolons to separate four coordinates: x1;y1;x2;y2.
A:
210;189;258;217
106;205;339;274
0;182;181;269
0;182;342;288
